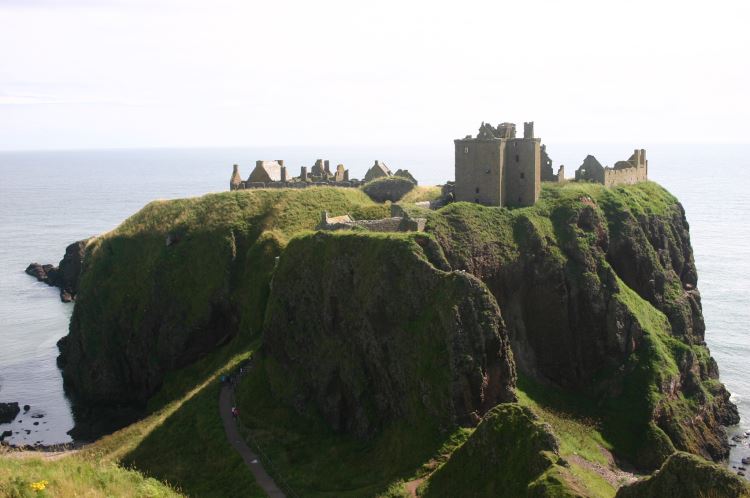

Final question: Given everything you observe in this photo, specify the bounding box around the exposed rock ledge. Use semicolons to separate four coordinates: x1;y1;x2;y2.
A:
25;239;88;302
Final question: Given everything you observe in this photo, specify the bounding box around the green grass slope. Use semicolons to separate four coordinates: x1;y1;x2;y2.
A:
0;454;181;498
52;188;389;497
233;230;515;497
421;403;581;498
615;451;750;498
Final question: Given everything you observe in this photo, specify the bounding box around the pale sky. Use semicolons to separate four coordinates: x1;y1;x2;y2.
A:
1;0;748;150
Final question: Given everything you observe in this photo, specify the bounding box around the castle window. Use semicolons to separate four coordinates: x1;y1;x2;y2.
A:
475;187;480;194
520;172;525;179
464;146;469;154
515;154;520;162
518;196;522;203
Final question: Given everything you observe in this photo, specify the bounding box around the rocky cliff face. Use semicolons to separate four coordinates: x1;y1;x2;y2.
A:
425;182;737;468
54;189;389;436
261;232;516;437
26;239;88;302
50;182;737;477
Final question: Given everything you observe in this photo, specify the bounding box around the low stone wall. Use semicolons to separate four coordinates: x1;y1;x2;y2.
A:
320;214;426;233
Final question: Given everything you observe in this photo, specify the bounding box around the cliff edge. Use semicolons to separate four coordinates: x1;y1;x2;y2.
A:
49;182;740;495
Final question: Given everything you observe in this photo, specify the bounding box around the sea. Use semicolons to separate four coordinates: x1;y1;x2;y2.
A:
1;144;749;473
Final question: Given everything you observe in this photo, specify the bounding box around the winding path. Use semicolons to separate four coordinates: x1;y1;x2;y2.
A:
219;385;286;498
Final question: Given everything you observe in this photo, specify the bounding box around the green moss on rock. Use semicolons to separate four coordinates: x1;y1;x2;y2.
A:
261;231;516;437
421;404;582;498
58;188;387;434
615;451;750;498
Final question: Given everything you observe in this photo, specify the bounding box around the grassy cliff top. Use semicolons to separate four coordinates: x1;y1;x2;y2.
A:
0;454;181;497
107;186;388;240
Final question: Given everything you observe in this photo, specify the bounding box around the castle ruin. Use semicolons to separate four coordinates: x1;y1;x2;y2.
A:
454;121;648;207
230;158;417;191
574;150;648;187
229;123;649;208
230;159;360;190
454;121;546;207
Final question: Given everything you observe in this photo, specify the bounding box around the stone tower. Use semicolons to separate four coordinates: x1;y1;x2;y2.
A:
454;121;541;207
230;164;242;191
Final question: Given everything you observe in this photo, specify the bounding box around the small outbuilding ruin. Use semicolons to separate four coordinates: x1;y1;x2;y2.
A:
574;149;648;187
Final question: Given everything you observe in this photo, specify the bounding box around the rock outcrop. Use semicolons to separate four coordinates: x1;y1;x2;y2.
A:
26;239;88;302
615;451;750;498
262;232;516;437
0;402;20;424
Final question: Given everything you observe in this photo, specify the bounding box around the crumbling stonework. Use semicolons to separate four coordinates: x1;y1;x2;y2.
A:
230;159;365;190
454;121;541;207
318;210;426;232
575;149;648;186
247;160;286;184
230;164;242;191
540;145;565;183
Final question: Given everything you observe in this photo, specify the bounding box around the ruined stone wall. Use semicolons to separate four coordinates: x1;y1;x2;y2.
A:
603;165;647;187
320;215;426;233
503;138;540;207
234;180;362;190
454;139;504;205
575;156;606;183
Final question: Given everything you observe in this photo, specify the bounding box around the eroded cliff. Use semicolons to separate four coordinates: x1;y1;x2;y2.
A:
51;181;740;495
425;181;738;468
261;231;516;437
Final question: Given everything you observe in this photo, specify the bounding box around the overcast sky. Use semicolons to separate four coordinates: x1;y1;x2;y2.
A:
1;0;748;150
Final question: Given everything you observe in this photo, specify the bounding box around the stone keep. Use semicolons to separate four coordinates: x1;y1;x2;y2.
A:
454;121;541;207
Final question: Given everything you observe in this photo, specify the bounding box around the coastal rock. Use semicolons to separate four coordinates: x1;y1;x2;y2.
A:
0;402;20;424
25;239;88;302
615;451;750;498
262;232;516;436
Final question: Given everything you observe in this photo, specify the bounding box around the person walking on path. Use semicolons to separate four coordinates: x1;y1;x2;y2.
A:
219;385;285;497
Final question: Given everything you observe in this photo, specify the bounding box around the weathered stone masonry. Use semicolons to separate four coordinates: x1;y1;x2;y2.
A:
454;121;544;207
455;120;648;207
230;159;416;191
574;149;648;187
